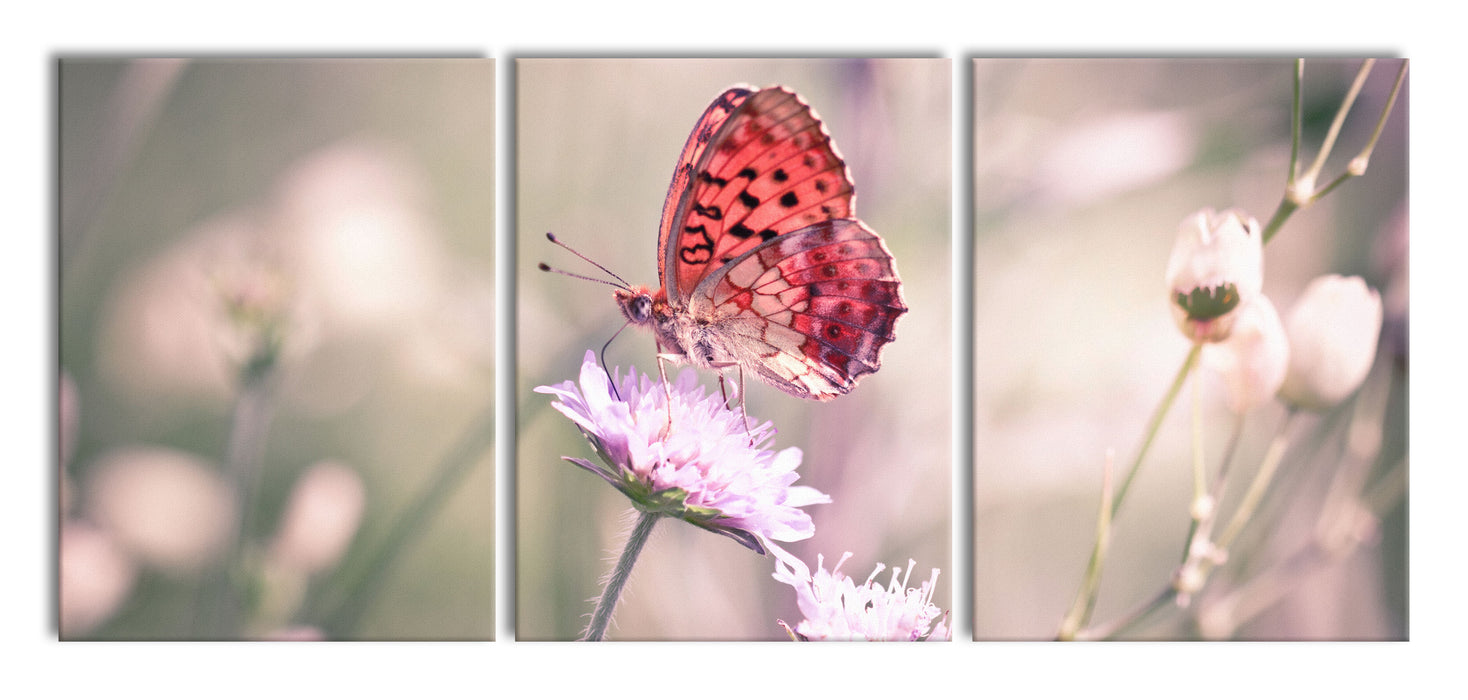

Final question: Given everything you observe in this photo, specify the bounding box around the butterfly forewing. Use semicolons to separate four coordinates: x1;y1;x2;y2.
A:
656;86;755;299
661;86;856;305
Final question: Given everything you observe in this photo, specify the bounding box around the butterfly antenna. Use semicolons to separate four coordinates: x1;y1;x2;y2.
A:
543;232;632;288
537;261;628;290
599;321;633;402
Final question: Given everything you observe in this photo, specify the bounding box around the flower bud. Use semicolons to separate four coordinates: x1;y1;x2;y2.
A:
60;522;136;637
1278;275;1382;410
1202;296;1289;413
86;447;235;573
1166;208;1263;342
269;460;366;575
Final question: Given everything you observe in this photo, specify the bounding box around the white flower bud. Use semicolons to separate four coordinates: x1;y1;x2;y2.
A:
1202;296;1290;413
1165;208;1263;343
86;447;235;573
60;522;136;637
269;461;366;575
1278;275;1383;410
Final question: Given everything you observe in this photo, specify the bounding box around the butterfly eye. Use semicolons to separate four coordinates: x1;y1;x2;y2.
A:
631;295;653;323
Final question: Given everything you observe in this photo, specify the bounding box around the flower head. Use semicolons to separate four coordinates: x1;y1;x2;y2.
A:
1166;208;1264;342
1278;275;1383;410
535;351;830;554
772;550;950;641
1202;295;1290;414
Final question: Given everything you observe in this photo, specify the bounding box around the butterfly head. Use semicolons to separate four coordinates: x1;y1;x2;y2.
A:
615;285;666;328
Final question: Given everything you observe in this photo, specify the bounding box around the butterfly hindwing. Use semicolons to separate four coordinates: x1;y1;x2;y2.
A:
688;218;905;400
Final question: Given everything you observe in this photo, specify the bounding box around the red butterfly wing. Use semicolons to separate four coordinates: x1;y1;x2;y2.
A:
688;218;906;400
655;86;753;299
658;86;856;305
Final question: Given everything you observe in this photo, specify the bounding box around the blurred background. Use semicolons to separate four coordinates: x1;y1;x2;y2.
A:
973;59;1408;639
517;58;951;640
58;59;495;639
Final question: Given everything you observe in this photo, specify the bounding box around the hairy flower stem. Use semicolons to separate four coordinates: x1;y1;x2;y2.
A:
584;511;660;641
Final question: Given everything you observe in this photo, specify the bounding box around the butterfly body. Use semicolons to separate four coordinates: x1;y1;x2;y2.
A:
621;85;905;401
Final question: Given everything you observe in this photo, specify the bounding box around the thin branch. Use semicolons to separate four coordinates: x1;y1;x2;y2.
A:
1059;450;1116;640
1299;59;1375;195
1216;410;1297;551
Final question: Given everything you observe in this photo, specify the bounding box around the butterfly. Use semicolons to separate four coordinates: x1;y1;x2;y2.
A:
544;85;905;404
606;85;906;402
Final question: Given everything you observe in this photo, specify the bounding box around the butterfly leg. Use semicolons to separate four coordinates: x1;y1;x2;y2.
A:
709;362;754;445
716;372;733;409
733;366;754;445
654;346;685;435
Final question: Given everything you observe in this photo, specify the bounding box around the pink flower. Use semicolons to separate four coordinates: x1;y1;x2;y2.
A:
773;550;950;641
1166;208;1264;343
536;351;830;554
1202;296;1290;413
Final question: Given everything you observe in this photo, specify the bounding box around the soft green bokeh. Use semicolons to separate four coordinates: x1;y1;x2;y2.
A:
59;59;495;640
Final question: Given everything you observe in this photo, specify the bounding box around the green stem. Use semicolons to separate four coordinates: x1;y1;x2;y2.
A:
1263;61;1305;246
1190;359;1206;509
1060;343;1201;639
1307;169;1360;202
1263;59;1407;244
1287;59;1303;184
1260;197;1298;246
1216;413;1247;493
1303;60;1409;207
1175;411;1256;613
196;346;277;638
1059;449;1116;640
1217;410;1297;551
1113;342;1203;517
584;510;660;641
1179;412;1245;564
1363;456;1408;519
1355;61;1409;172
1300;59;1374;191
315;403;495;637
1088;588;1174;641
